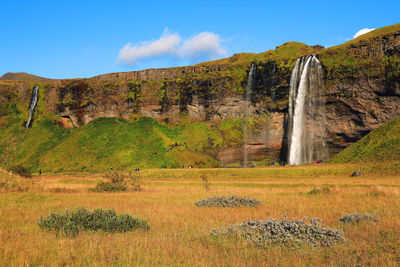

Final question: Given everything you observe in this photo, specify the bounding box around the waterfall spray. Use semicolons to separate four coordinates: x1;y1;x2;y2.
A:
243;63;256;167
25;84;39;128
287;55;327;165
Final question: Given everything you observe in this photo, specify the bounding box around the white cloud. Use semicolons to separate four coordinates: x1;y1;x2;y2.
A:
353;28;375;39
117;29;181;65
117;29;227;66
179;32;226;59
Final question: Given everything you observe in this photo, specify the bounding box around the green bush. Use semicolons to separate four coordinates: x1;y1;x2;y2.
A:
37;207;150;238
9;164;32;178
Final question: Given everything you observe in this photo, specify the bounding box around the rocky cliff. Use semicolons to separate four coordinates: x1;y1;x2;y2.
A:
1;24;399;168
321;25;400;155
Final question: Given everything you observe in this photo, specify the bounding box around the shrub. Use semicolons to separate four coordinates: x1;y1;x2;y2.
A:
91;171;142;192
37;207;150;238
307;187;330;195
49;187;78;193
338;213;380;224
195;195;261;207
89;181;127;192
105;171;124;184
201;173;210;191
9;164;32;178
211;215;345;248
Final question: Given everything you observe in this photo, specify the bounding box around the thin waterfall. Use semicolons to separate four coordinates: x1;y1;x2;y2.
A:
287;55;327;165
243;63;256;167
25;84;39;128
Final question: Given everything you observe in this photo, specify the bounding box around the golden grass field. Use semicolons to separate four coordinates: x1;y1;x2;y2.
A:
0;164;399;266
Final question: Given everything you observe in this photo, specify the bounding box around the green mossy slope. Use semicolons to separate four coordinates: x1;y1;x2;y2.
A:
330;116;400;163
0;115;225;172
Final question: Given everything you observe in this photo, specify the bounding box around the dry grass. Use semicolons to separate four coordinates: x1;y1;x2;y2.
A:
0;168;31;192
0;165;399;266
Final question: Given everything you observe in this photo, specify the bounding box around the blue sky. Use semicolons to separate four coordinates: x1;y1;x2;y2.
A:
1;0;399;79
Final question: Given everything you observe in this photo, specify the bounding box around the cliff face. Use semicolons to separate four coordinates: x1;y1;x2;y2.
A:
1;24;399;166
322;28;400;155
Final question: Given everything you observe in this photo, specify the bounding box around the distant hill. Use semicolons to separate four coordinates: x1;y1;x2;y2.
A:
0;72;49;81
330;116;400;163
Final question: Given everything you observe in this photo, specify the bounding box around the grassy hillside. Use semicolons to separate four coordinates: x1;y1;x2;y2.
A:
328;23;400;50
330;116;400;163
0;72;49;81
0;115;227;172
320;23;400;83
197;42;323;68
39;117;223;172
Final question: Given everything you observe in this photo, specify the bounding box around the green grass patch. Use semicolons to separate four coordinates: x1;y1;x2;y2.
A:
37;207;150;238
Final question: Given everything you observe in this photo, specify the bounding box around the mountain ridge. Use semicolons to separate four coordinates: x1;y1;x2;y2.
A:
2;23;399;81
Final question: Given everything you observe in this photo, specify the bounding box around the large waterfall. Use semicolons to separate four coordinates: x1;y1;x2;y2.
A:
25;84;39;128
287;55;327;165
243;63;256;167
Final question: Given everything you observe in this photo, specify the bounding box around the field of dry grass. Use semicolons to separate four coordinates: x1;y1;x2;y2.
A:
0;164;399;266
